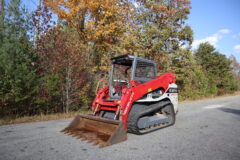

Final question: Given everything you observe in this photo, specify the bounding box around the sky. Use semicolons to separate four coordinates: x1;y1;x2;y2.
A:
187;0;240;62
22;0;240;62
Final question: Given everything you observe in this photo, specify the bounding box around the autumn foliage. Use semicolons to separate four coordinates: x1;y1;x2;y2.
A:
0;0;239;117
44;0;129;41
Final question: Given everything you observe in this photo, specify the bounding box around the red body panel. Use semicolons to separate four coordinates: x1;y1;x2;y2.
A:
92;72;176;129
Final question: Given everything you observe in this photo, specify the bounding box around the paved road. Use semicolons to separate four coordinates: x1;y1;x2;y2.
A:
0;95;240;160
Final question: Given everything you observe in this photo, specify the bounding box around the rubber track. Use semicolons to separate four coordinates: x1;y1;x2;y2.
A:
127;100;175;134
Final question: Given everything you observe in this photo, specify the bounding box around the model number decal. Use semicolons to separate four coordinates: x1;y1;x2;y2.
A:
167;88;178;93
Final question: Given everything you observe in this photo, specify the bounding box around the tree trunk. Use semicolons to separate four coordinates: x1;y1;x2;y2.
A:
34;0;42;48
87;41;95;62
65;64;72;113
0;0;4;14
0;0;4;34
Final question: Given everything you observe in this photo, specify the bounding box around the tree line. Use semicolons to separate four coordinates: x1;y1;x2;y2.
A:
0;0;239;118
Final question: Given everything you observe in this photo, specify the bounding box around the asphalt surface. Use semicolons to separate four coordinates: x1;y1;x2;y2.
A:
0;95;240;160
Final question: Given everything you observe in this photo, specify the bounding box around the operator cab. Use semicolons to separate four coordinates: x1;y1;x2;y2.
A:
109;55;157;100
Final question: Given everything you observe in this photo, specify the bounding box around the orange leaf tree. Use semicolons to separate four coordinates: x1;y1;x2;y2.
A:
44;0;130;73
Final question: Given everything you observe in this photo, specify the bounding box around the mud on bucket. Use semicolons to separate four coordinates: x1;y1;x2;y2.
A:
61;114;127;147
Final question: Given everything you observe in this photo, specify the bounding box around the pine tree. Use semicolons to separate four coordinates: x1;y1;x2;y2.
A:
0;0;39;116
195;42;238;95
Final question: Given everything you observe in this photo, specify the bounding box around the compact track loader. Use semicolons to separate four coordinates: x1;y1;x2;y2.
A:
61;55;178;147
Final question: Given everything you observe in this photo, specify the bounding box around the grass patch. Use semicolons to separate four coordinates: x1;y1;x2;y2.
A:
0;110;91;126
180;91;240;104
1;91;239;126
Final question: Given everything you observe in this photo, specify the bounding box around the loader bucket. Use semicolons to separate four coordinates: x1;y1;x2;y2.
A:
61;114;127;147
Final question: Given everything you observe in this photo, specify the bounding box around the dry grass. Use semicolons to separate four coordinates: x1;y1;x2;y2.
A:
180;91;240;104
1;91;240;126
0;110;90;126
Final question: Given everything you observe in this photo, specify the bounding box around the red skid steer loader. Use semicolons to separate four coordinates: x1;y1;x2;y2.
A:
61;55;178;147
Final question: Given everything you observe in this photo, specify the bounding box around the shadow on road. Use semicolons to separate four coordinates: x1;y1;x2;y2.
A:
219;108;240;116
